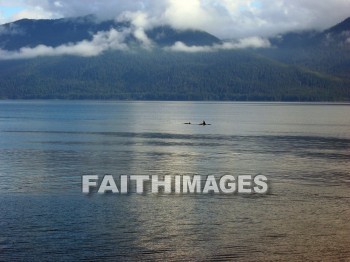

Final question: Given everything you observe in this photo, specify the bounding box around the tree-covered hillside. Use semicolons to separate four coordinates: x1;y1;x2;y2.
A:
0;49;348;101
0;16;350;101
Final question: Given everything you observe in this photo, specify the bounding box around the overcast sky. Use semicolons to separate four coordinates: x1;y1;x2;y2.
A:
0;0;350;38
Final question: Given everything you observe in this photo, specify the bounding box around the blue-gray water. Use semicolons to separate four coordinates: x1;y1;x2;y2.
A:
0;101;349;261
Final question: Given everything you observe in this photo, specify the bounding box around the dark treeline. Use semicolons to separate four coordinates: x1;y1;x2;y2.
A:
0;49;349;101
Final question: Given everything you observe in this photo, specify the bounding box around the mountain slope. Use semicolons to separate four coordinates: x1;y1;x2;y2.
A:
0;15;220;50
259;17;350;80
0;16;349;101
0;49;348;101
269;17;350;48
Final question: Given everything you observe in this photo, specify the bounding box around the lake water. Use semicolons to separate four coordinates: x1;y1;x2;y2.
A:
0;101;349;261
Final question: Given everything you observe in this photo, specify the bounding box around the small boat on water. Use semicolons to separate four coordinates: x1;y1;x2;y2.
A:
184;120;211;126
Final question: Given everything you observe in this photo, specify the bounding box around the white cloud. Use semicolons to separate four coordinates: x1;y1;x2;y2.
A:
167;37;271;53
0;9;162;60
166;41;213;53
1;0;350;38
0;23;24;35
0;12;5;25
11;5;56;21
0;28;129;59
117;11;154;48
221;37;271;49
163;0;219;31
54;1;63;8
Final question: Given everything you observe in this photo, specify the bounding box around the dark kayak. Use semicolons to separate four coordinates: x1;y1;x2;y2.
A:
184;121;211;125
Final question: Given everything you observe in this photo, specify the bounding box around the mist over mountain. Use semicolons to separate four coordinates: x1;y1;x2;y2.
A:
0;15;221;51
269;17;350;48
0;15;349;101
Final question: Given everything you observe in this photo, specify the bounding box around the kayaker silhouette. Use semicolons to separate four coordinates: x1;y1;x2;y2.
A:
184;120;210;125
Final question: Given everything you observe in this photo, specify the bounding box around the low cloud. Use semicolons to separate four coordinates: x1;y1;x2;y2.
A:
0;23;24;36
0;10;161;60
220;37;271;49
117;11;154;48
167;42;213;53
0;25;271;59
0;28;129;60
167;37;271;53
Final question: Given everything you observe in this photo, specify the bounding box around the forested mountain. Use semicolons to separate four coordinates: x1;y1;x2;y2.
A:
259;17;350;80
0;15;220;50
0;15;349;101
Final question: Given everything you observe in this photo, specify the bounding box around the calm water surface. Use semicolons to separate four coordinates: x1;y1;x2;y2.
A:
0;101;349;261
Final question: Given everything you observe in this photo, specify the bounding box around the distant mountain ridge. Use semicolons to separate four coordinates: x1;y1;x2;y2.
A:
0;15;220;51
0;15;349;101
325;17;350;35
258;17;350;83
270;17;350;48
1;15;350;50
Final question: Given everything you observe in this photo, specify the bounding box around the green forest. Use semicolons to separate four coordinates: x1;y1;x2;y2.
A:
0;49;349;101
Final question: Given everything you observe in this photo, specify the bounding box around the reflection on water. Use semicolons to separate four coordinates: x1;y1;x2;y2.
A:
0;101;349;261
